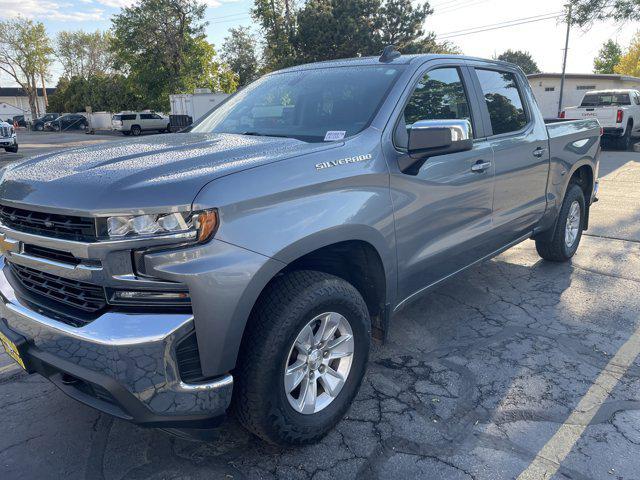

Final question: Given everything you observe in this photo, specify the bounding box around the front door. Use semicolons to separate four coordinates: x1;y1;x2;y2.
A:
385;64;496;303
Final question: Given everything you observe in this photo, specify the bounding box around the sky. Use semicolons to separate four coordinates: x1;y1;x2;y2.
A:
0;0;638;87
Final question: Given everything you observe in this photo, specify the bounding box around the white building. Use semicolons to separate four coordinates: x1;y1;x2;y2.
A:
0;87;56;121
528;73;640;118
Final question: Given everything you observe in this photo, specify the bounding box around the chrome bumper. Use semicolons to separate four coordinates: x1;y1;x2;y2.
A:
0;256;233;424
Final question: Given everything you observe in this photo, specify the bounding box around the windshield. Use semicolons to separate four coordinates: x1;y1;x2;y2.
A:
581;93;631;107
192;65;404;142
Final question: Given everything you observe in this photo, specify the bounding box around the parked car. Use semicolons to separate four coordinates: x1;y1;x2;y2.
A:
0;51;601;446
44;113;88;132
0;120;18;152
563;89;640;150
31;113;60;132
112;111;171;136
12;115;28;128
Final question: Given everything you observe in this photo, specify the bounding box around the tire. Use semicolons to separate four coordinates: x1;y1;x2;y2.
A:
617;123;632;150
131;125;142;136
4;144;18;153
535;183;586;262
165;123;171;133
34;124;43;132
233;270;371;445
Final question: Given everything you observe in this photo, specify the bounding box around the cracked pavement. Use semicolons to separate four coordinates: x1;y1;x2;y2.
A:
1;149;640;479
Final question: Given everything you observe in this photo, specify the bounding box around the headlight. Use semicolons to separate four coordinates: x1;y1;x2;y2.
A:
104;210;218;242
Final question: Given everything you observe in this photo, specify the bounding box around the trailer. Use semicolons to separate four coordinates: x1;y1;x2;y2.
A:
169;89;229;130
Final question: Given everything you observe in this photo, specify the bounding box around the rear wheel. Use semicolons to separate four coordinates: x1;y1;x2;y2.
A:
233;271;371;445
130;125;142;136
617;123;633;150
535;183;585;262
34;123;43;132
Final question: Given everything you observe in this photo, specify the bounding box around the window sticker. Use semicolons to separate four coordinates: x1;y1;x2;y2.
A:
324;131;347;141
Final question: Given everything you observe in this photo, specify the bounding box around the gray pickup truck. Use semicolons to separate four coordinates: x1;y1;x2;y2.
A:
0;51;600;445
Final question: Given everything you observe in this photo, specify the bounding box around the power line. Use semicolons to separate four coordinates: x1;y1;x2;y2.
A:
436;13;563;39
433;0;489;15
436;11;563;37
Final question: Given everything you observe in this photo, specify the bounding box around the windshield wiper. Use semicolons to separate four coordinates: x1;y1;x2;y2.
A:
241;131;292;139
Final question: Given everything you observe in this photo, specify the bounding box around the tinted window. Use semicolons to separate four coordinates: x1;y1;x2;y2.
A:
193;66;404;142
140;114;153;119
403;67;471;126
581;93;631;107
476;69;528;135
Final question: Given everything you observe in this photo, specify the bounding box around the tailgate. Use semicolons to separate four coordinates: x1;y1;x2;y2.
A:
566;107;618;126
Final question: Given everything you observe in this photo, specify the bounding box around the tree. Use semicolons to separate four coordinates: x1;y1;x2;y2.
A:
0;18;53;119
110;0;237;110
252;0;298;70
615;33;640;77
568;0;640;26
48;75;141;113
290;0;451;65
221;27;260;86
56;30;114;79
496;50;540;74
594;40;622;74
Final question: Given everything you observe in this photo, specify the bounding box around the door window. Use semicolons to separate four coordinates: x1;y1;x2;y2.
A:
476;69;528;135
396;67;473;147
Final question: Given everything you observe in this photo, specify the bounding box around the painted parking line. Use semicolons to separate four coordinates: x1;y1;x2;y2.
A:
517;325;640;479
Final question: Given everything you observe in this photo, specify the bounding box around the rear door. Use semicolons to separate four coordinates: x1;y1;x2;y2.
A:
468;65;550;243
384;61;497;302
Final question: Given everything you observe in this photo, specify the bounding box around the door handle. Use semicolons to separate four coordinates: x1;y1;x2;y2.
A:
471;160;491;173
533;147;547;158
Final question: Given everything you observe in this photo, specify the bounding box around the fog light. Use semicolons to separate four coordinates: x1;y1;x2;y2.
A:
109;289;191;306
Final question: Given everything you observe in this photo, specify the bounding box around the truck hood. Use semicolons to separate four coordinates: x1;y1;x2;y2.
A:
0;133;337;215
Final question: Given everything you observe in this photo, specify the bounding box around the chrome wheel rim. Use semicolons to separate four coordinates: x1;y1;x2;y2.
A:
284;312;354;414
565;200;581;248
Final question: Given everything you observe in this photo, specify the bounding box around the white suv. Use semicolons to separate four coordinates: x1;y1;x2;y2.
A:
112;112;171;136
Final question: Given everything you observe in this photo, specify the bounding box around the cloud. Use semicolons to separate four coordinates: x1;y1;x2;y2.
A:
94;0;240;8
0;0;105;22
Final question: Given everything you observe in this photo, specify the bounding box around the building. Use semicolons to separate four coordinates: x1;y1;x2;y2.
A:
528;73;640;118
0;87;56;122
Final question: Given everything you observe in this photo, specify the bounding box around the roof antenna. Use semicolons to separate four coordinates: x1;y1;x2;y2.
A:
379;45;401;63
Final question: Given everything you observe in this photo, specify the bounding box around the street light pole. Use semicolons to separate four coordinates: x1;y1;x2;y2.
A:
558;4;572;117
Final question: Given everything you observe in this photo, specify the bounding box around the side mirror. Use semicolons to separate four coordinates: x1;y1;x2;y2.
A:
399;119;473;173
408;119;473;156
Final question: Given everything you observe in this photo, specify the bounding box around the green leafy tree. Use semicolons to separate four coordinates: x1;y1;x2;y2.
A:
0;18;53;119
496;50;540;74
252;0;298;70
593;39;623;73
56;30;114;79
110;0;237;111
221;27;260;86
48;75;141;113
568;0;640;26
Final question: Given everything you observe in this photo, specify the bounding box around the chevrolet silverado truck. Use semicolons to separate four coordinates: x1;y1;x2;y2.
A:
563;89;640;150
0;51;600;445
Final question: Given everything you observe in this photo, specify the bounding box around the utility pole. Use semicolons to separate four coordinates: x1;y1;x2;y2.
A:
558;4;572;117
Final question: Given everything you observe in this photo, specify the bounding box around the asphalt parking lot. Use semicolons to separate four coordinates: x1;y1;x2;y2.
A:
1;135;640;479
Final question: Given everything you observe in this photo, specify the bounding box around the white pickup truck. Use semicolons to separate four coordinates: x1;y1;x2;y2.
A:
563;89;640;150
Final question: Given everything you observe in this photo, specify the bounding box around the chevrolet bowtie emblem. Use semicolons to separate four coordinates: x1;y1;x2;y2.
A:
0;233;20;255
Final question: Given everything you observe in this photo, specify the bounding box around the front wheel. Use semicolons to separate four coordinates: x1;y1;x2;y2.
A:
535;183;585;262
233;271;371;445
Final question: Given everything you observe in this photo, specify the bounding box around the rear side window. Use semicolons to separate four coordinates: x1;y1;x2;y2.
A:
581;93;631;107
476;69;528;135
140;114;153;119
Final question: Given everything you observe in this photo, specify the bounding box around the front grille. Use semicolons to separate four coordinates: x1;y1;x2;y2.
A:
10;263;106;313
0;205;97;242
0;126;9;138
23;244;80;266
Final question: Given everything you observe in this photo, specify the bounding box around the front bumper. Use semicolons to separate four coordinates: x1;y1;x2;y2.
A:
0;256;233;427
0;137;16;147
